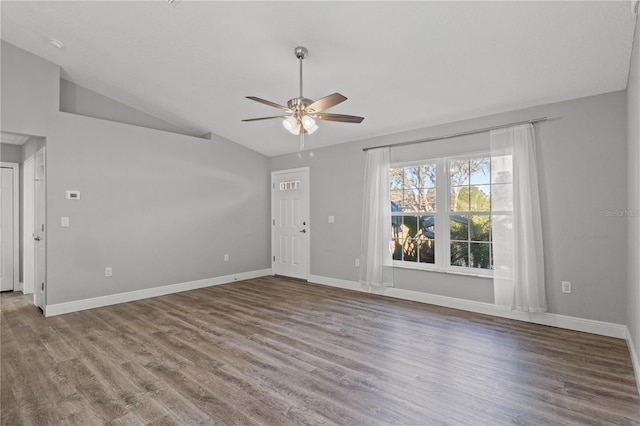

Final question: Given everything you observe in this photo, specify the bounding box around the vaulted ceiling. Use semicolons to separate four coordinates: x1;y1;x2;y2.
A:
1;1;637;156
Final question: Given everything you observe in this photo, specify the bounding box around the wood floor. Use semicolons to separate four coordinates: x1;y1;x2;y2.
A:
1;276;639;425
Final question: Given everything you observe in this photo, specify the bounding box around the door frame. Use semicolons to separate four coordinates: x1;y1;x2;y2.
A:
271;167;310;280
1;162;20;292
33;147;46;311
22;154;35;295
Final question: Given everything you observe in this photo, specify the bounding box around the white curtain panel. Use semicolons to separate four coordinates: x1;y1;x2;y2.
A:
359;147;393;288
490;124;546;312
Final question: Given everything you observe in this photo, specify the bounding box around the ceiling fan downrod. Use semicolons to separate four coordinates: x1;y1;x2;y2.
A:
295;46;308;99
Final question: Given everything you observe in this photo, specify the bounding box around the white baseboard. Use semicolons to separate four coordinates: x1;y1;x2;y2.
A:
45;269;272;317
626;327;640;396
308;274;627;339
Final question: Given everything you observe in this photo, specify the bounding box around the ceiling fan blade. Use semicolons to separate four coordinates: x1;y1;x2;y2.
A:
246;96;291;112
306;93;347;113
242;115;289;122
313;113;364;123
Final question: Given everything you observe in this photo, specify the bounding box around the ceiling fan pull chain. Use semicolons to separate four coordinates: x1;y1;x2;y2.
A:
300;132;305;151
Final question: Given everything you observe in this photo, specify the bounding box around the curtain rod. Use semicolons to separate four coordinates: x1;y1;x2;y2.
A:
362;117;547;152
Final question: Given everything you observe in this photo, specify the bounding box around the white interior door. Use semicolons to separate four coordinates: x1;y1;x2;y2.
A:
34;147;46;310
272;168;309;280
22;155;35;295
1;167;15;291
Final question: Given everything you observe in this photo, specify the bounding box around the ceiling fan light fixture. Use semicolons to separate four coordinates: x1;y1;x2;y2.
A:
302;115;318;134
283;116;300;135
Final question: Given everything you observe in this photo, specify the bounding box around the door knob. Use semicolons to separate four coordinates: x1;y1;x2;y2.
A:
34;236;41;241
299;229;306;233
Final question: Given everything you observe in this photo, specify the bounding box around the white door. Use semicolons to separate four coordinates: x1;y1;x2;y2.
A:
0;167;15;291
34;147;46;310
272;168;309;279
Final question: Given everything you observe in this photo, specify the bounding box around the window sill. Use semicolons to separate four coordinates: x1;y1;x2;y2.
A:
392;263;493;279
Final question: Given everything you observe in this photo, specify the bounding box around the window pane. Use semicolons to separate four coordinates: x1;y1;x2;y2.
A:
390;167;404;189
421;188;437;212
402;216;418;261
392;239;403;260
470;242;492;269
404;166;422;192
391;214;402;233
449;159;470;186
450;186;470;211
470;185;491;211
419;215;435;264
403;236;418;262
418;238;435;264
419;215;435;238
390;190;403;208
390;163;436;213
450;216;468;241
419;163;437;188
403;216;417;235
469;215;491;242
391;214;404;261
469;157;491;185
402;189;419;211
451;242;469;267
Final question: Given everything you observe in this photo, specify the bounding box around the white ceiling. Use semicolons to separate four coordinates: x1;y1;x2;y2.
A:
1;1;637;157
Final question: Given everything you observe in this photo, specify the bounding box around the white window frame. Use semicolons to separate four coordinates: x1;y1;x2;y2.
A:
391;153;494;277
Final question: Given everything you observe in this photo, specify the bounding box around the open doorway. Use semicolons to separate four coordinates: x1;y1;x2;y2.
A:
1;162;19;292
0;132;46;311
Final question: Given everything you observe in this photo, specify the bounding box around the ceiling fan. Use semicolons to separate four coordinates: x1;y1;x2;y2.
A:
242;46;364;149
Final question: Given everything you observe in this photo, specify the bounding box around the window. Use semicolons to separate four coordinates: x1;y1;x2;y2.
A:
390;163;437;264
390;155;500;274
449;157;492;269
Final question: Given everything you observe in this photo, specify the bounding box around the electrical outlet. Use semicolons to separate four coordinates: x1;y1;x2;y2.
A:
105;267;112;277
355;258;360;267
561;281;571;293
224;254;229;262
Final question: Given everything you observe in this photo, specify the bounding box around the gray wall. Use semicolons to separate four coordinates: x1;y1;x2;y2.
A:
270;90;628;324
1;143;22;163
1;41;270;305
627;13;640;371
60;79;203;138
0;42;58;137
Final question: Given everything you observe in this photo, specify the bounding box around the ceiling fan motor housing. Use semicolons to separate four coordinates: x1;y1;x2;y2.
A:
287;97;314;114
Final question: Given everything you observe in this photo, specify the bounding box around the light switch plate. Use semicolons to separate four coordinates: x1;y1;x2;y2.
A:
328;215;335;223
61;217;69;227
